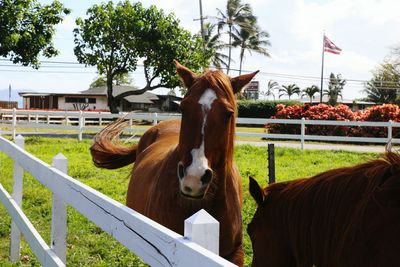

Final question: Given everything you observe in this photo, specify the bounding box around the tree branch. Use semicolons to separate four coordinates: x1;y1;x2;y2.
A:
114;84;165;101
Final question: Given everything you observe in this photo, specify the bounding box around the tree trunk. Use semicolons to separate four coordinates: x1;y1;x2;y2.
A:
239;48;244;75
227;24;232;74
106;75;119;114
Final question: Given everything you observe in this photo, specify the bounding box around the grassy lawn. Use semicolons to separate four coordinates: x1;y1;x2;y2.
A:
0;137;378;266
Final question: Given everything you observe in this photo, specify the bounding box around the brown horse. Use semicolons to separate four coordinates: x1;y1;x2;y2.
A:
90;61;258;266
248;152;400;267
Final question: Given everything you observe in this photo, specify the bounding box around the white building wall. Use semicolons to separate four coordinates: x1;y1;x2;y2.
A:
58;96;108;111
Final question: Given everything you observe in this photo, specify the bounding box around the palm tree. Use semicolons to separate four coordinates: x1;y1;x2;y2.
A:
363;62;399;104
301;85;320;104
364;80;397;104
324;73;346;105
217;0;255;74
203;23;229;69
231;25;271;75
279;84;300;100
263;80;278;100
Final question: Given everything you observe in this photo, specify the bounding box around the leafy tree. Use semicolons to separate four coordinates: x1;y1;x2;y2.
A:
217;0;255;74
324;73;346;106
391;45;400;71
279;84;300;100
0;0;70;68
74;1;209;113
301;85;320;103
203;23;229;69
90;73;133;88
231;24;270;75
364;62;399;104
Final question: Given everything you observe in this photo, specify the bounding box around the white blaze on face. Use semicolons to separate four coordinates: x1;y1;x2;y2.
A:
185;89;217;179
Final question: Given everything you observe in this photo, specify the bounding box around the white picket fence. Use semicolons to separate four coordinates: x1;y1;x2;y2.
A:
1;109;400;148
0;135;235;267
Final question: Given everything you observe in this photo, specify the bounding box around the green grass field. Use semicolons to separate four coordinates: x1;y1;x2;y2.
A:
0;137;378;266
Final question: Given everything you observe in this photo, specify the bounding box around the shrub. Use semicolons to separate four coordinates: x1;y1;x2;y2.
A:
237;100;302;118
302;104;355;136
266;103;400;138
267;104;355;136
267;104;305;134
357;104;400;137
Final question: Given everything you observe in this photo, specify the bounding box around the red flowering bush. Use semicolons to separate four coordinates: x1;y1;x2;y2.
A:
267;104;355;136
266;104;307;134
357;104;400;137
303;104;355;136
266;103;400;138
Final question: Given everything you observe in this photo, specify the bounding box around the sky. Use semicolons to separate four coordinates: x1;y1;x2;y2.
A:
1;0;400;101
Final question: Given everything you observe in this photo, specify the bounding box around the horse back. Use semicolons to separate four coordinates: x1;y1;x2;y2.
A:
136;119;180;154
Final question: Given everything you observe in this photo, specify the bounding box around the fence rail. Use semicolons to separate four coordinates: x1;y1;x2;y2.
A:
1;109;399;148
0;135;235;266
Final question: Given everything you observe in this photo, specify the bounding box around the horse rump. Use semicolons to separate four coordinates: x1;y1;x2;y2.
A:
90;117;137;169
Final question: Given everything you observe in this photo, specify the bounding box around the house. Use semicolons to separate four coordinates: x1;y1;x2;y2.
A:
18;85;182;112
297;95;375;111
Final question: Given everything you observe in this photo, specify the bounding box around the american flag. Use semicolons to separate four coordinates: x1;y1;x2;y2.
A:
324;35;342;54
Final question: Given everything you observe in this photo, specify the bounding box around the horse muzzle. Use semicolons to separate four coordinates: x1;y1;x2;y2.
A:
177;162;213;198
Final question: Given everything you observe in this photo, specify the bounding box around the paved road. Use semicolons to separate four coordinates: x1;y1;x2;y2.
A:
235;140;394;153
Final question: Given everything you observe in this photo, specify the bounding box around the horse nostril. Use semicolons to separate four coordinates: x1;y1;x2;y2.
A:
177;162;185;180
184;186;192;193
201;169;213;185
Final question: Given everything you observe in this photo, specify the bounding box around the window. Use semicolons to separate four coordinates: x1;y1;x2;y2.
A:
65;97;96;104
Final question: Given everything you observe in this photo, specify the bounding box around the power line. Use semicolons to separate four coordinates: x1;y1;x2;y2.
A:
1;58;399;89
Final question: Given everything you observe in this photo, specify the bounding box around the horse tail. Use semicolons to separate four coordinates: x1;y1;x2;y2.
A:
90;117;137;169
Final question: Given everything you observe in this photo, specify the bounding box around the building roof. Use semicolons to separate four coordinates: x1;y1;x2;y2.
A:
80;85;159;103
297;96;375;105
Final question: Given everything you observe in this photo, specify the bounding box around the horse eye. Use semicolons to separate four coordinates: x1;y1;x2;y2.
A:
177;162;185;180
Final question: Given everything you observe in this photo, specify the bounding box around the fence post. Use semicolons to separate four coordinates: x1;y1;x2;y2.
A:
99;113;103;126
51;153;68;264
152;112;158;125
12;108;17;140
184;209;219;254
47;114;50;125
10;135;25;262
35;114;39;132
388;120;393;149
268;144;275;184
300;118;305;150
78;111;83;141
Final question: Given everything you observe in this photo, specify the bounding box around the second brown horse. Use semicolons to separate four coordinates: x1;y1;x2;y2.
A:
248;152;400;267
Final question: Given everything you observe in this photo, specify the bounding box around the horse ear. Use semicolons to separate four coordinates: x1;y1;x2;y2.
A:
230;71;259;94
174;60;196;89
249;176;265;206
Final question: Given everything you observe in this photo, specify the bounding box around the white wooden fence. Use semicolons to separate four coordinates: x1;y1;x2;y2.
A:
0;135;235;267
1;109;400;148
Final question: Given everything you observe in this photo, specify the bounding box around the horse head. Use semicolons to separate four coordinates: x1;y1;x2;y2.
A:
174;60;258;199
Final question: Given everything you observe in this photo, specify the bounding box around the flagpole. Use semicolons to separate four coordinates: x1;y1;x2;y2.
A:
8;84;11;109
320;32;325;103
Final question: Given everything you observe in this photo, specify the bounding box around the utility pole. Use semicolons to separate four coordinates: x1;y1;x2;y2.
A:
198;0;207;52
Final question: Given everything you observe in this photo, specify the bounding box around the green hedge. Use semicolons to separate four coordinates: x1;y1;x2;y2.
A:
237;100;302;118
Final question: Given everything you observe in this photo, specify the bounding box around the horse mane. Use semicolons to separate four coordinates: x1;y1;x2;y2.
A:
261;151;400;265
